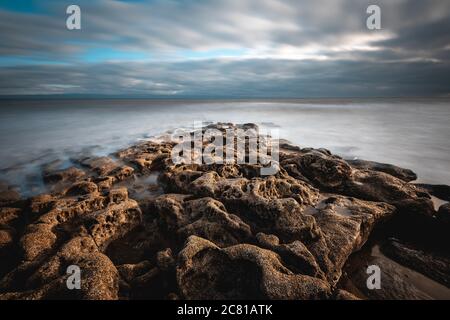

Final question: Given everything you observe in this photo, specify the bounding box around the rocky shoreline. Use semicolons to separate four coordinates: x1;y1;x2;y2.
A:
0;123;449;300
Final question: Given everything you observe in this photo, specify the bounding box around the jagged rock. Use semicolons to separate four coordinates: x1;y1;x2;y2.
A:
282;151;434;217
0;123;445;300
20;187;141;261
347;159;417;182
0;236;119;300
84;193;142;250
152;194;252;247
306;195;395;284
1;187;140;299
28;194;56;216
177;236;331;300
281;150;353;188
160;170;321;242
256;232;324;279
344;170;434;217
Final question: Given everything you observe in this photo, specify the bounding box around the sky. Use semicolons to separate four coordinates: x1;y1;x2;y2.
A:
0;0;449;98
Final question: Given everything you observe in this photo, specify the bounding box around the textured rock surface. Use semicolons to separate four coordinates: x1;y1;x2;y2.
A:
381;238;450;287
0;123;448;300
177;236;331;299
346;159;417;182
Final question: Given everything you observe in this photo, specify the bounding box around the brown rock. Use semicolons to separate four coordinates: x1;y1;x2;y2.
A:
43;166;86;184
153;194;252;247
177;236;331;300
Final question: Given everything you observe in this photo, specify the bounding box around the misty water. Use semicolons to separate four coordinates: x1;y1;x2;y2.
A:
0;98;449;196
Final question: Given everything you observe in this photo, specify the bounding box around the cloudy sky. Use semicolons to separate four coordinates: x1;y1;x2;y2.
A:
0;0;449;97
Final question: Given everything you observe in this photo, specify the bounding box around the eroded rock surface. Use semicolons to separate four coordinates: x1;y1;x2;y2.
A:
0;123;447;300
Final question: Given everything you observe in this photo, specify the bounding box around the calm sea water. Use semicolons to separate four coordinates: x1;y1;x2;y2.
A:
0;98;449;196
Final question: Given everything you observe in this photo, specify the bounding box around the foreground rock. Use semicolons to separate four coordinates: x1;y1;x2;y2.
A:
177;236;331;299
0;123;447;300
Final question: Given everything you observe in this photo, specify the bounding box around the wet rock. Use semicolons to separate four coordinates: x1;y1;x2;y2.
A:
117;142;173;173
0;236;119;300
20;187;141;261
177;236;331;300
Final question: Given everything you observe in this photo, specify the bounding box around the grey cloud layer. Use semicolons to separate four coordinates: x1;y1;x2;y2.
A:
1;59;448;97
0;0;449;96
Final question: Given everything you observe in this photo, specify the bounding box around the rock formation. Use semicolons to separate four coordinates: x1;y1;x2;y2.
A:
0;123;448;300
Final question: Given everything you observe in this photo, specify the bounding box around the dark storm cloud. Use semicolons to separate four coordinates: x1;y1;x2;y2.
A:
0;0;449;96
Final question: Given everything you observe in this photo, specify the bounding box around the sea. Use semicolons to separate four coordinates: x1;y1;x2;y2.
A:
0;98;449;196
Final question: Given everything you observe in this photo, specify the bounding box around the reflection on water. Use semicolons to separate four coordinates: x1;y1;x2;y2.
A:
0;98;449;196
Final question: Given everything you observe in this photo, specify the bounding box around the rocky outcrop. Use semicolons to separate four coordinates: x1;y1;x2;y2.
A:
415;183;450;201
0;184;140;300
346;159;417;182
177;236;331;300
281;150;434;217
0;123;447;300
152;194;252;247
306;196;395;284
